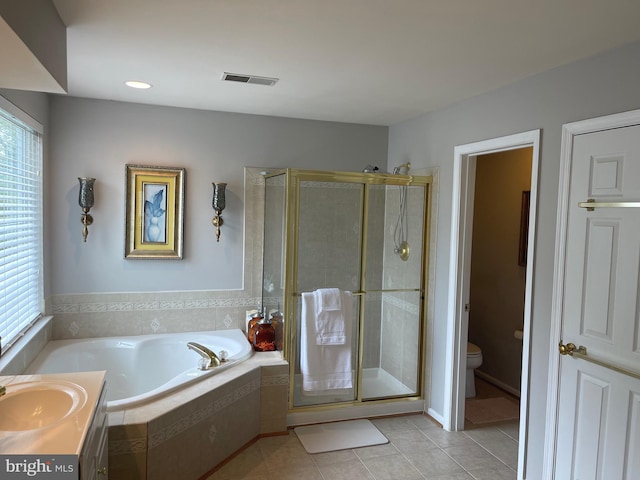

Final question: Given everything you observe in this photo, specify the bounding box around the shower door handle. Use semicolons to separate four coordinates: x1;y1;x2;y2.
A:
294;290;366;297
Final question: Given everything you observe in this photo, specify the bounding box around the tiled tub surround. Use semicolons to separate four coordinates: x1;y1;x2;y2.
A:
107;352;288;480
2;315;290;479
48;291;266;340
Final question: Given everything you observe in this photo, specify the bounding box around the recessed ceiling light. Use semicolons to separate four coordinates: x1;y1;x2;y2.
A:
125;80;152;89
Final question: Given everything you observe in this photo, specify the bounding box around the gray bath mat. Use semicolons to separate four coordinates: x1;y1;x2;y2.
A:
294;419;388;454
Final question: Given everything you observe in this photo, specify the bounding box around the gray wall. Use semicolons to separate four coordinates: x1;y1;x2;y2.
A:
48;96;388;294
388;40;640;479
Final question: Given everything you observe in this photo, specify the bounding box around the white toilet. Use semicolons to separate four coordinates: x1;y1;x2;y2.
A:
465;342;483;398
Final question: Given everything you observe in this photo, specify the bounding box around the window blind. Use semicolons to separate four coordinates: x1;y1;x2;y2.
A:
0;99;43;352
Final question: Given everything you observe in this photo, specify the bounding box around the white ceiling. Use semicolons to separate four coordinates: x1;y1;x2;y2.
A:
49;0;640;126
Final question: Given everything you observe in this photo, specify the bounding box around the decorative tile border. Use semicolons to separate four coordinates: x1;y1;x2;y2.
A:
51;295;262;315
110;437;147;456
148;377;261;449
262;374;289;387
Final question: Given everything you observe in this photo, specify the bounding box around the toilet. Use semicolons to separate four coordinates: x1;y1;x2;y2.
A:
465;342;483;398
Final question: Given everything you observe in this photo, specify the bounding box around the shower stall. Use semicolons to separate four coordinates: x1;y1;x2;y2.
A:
261;168;431;412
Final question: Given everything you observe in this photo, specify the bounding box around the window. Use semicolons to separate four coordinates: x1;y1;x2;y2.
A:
0;97;43;353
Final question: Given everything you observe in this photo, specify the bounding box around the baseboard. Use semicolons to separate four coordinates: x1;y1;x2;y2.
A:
427;407;445;426
475;370;521;398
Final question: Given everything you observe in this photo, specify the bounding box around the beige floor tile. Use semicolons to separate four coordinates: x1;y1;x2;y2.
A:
317;459;376;479
311;448;360;466
361;454;423;480
443;444;508;472
263;443;316;472
479;440;519;470
405;449;467;477
406;413;442;430
464;426;516;445
370;416;420;433
423;473;475;480
497;421;520;441
424;428;478;448
352;442;399;459
215;444;266;480
384;428;439;454
207;413;522;480
272;466;325;480
466;465;517;480
208;473;267;480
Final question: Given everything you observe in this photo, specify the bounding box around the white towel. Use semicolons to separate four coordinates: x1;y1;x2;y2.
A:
314;288;346;345
314;288;342;315
300;291;353;395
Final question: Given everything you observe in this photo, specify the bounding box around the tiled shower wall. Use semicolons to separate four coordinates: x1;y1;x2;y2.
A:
295;181;385;371
380;185;426;391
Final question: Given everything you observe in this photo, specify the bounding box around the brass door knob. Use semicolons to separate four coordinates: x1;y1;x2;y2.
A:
559;342;577;355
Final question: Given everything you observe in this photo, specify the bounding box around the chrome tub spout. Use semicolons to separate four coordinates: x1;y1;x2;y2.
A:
187;342;221;369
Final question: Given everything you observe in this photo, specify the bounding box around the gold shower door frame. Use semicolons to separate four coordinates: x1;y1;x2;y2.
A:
268;169;431;413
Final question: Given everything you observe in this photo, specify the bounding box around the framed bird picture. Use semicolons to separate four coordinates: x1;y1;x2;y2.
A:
125;164;185;259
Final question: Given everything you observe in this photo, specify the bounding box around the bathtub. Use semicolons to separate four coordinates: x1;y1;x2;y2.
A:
25;329;253;411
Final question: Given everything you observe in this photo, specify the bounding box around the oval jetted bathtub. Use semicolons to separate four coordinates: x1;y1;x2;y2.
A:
25;328;253;411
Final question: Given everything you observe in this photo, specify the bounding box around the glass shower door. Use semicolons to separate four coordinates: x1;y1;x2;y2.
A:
361;183;426;399
292;178;364;407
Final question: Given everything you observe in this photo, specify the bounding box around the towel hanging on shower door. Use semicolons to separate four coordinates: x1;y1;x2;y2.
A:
313;287;346;345
300;289;353;395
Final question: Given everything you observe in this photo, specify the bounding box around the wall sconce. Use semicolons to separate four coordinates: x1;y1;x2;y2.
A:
211;182;227;242
78;177;95;242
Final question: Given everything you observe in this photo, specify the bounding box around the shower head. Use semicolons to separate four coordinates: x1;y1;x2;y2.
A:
393;162;411;175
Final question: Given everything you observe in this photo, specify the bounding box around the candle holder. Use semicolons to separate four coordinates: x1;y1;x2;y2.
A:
78;177;95;242
212;182;227;242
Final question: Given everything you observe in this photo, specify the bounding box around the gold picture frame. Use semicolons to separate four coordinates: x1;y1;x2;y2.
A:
125;164;185;259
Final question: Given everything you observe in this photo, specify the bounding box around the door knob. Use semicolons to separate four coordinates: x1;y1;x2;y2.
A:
559;341;586;356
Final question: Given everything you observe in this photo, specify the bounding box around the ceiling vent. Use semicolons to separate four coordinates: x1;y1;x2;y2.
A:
222;72;279;86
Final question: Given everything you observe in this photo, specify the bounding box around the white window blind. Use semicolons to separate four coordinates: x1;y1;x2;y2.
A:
0;99;43;352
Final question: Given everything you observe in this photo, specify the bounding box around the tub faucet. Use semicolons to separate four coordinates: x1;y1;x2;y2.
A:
187;342;221;369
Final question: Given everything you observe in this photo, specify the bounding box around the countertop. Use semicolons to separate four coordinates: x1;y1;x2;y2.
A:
0;371;106;455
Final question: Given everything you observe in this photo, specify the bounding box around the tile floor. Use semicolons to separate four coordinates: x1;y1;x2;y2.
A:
206;413;519;480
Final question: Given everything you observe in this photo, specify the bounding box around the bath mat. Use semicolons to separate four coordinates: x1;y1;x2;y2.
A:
465;397;520;424
294;419;388;453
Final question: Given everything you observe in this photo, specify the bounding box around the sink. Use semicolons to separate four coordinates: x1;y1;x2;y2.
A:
0;381;88;431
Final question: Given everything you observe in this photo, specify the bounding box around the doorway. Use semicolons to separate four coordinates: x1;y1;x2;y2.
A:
466;148;532;423
446;130;541;479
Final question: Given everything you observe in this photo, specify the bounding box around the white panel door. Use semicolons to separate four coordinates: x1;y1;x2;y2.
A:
554;124;640;479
